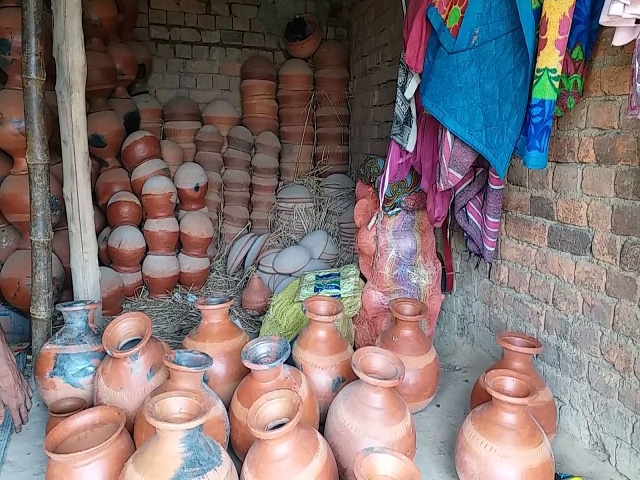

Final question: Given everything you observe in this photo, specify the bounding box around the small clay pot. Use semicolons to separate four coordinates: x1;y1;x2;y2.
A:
177;205;209;222
87;110;127;171
108;97;141;137
241;274;270;313
126;41;151;95
206;171;223;193
173;162;208;211
179;211;214;257
94;168;132;211
224;190;251;208
286;14;322;60
99;266;126;316
316;106;350;128
178;252;210;291
241;55;277;82
160;139;184;169
205;191;221;214
140;176;178;218
222;223;249;244
194;125;223;153
315;69;350;92
121;130;162;173
254;131;281;157
106;39;137;96
242;99;278;118
279;106;313;127
112;265;144;297
98;227;112;265
222;169;251;191
278;59;314;89
202;100;240;135
133;93;163;121
82;0;118;43
86;49;118;112
242;116;279;136
195;151;223;173
107;225;146;268
251;175;278;195
164;96;201;123
130;158;170;197
163;120;202;145
222;148;251;171
227;125;254;153
277;88;313;108
279;125;314;145
223;205;250;227
241;79;278;98
142;254;180;298
313;40;349;71
45;398;88;435
353;447;421;480
106;191;143;227
251;153;279;177
251;194;276;212
316;89;348;108
317;127;349;145
143;217;179;255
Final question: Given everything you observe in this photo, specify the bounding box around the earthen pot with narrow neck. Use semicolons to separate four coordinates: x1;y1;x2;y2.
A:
44;405;135;479
120;391;238;479
87;110;127;171
376;298;440;413
46;397;88;435
353;447;421;480
82;0;118;50
95;167;132;211
292;296;355;424
93;312;169;432
456;369;555;480
241;389;338;479
133;349;230;450
470;332;557;440
182;296;250;407
229;336;320;461
86;49;118;112
324;347;417;480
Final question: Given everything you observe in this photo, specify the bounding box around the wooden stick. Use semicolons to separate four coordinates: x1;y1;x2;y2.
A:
22;0;52;356
52;0;102;324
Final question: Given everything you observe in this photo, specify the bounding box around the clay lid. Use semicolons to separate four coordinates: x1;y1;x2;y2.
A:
227;125;254;153
313;40;349;70
141;175;178;197
164;96;202;122
180;211;214;237
173;162;207;189
241;55;277;82
195;125;224;151
203;100;240;125
255;131;281;155
108;225;146;250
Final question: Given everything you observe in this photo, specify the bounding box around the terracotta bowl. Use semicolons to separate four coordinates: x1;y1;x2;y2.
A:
241;56;277;82
279;106;314;127
315;107;350;128
279;126;314;145
240;79;277;98
286;14;322;59
313;40;349;71
242;99;278;118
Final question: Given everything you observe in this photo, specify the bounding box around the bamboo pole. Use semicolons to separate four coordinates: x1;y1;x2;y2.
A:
52;0;102;324
22;0;53;356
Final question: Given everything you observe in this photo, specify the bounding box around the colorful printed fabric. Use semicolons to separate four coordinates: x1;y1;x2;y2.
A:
556;0;606;116
403;0;432;73
518;0;577;170
432;0;470;39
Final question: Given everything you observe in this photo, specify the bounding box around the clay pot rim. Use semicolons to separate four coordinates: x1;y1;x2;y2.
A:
241;335;290;371
48;397;88;418
194;295;234;311
102;311;153;358
247;389;303;441
302;295;343;323
388;298;426;323
496;332;543;355
353;446;421;480
44;406;127;462
163;349;213;373
483;369;538;406
55;300;101;313
144;390;211;431
352;346;404;388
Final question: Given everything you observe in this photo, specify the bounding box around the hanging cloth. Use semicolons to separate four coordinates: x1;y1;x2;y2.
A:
403;0;432;72
390;53;421;152
599;0;640;46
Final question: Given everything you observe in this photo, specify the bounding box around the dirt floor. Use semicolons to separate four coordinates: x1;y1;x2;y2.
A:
0;339;627;479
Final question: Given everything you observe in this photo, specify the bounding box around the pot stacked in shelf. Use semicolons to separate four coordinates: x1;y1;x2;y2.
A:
203;100;241;153
241;56;279;136
195;125;224;228
313;41;350;176
222;126;254;244
277;59;315;182
163;97;202;162
250;132;281;234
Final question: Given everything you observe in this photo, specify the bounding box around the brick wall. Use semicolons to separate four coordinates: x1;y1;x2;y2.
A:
134;0;349;108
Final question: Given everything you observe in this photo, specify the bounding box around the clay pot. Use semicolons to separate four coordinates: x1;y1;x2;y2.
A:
222;169;251;192
251;175;278;195
251;194;276;212
106;191;142;227
133;94;163;121
222;224;248;244
242;99;278;118
143;217;179;255
160;139;183;170
292;296;355;423
0;225;21;265
82;0;118;45
316;69;350;92
45;398;88;435
142;254;180;298
202;100;240;135
280;125;314;145
112;265;143;297
229;336;320;460
223;205;250;226
376;298;440;413
205;171;222;193
227;125;254;153
222;148;251;171
120;391;238;479
456;369;555;480
277;88;313;108
317;127;349;145
353;447;421;480
177;252;210;290
0;250;64;312
126;41;152;95
241;389;338;479
279;106;313;127
99;266;125;316
316;89;348;108
324;346;417;480
195;125;224;152
86;49;118;112
195;151;224;172
240;79;277;98
251;153;279;177
44;405;135;480
254;131;281;157
278;59;314;89
140;176;178;218
242;116;279;136
121;131;162;172
164;96;202;123
94;312;169;431
178;205;209;222
241;55;278;82
98;227;112;265
130;158;170;197
470;332;558;440
107;225;146;268
95;168;132;211
313;40;349;71
35;301;106;407
0;89;46;164
87;110;127;171
106;39;136;97
316;107;350;129
174;162;208;211
164;120;201;144
286;14;322;59
179;211;214;257
108;97;141;135
133;349;230;449
241;274;270;313
182;296;249;407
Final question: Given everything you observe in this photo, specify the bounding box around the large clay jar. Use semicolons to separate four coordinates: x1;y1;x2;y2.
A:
44;405;134;479
456;369;555;480
182;296;249;407
241;389;338;480
324;347;417;480
292;296;355;424
376;298;440;414
133;349;229;449
45;397;88;436
229;336;320;461
469;332;557;440
35;301;106;407
121;391;238;479
94;312;168;432
353;447;421;480
141;254;180;298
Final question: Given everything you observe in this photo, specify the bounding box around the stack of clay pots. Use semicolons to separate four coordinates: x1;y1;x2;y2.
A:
195;125;224;228
275;184;314;237
277;59;315;182
250;132;281;234
160;139;184;178
222;126;253;244
202;100;240;153
241;56;279;136
133;94;163;140
163;97;202;162
313;41;350;176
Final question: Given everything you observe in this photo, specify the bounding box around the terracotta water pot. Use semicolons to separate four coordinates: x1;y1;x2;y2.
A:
313;40;349;71
120;391;238;479
292;296;355;423
133;94;163;121
94;312;169;432
229;336;320;460
195;151;224;172
108;97;140;135
324;346;417;480
241;274;270;313
241;389;338;479
86;49;118;112
286;14;322;59
44;405;135;480
143;217;179;254
241;55;277;82
376;298;440;413
470;332;557;440
179;211;214;257
174;162;209;211
130;158;170;197
99;266;125;315
177;252;210;290
87;110;127;171
95;168;132;211
164;96;202;123
112;265;143;297
107;225;146;268
121;130;162;172
81;0;118;46
353;447;421;480
35;300;106;407
182;296;249;407
195;125;224;153
456;369;555;480
141;254;180;298
106;191;142;227
133;349;230;449
140;176;178;218
46;398;88;435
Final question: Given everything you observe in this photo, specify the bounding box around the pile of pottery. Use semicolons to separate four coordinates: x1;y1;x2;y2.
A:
275;184;315;236
250;131;281;234
314;41;351;176
241;56;279;136
226;231;270;277
277;59;315;182
160;139;184;178
222;126;253;244
202;99;240;153
194;125;224;227
163;97;202;162
133;93;163;140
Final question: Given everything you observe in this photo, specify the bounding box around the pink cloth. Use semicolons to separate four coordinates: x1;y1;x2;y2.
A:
403;0;432;73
